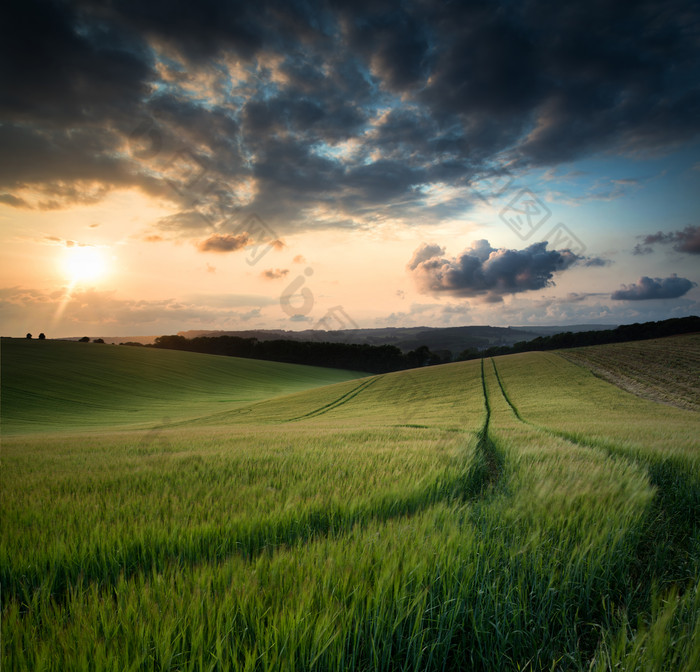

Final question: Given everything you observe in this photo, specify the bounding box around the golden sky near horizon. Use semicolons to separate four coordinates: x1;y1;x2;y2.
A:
1;1;699;337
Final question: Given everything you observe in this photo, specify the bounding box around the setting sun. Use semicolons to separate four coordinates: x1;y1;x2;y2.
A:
62;245;108;284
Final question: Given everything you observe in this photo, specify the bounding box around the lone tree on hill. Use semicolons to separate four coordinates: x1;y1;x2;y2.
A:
39;333;46;340
26;333;32;339
79;336;90;342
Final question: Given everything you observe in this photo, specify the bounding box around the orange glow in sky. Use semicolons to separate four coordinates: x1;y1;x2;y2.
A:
61;245;109;285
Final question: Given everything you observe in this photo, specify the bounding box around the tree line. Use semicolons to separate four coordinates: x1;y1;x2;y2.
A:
148;335;452;373
469;315;700;359
140;316;699;372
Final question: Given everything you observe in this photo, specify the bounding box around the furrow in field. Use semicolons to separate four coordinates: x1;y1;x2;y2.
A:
458;359;504;497
471;358;658;663
489;358;522;422
286;376;381;421
490;354;700;591
4;362;497;608
6;353;686;669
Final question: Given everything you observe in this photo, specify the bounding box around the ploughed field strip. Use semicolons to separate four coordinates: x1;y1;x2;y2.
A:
2;341;700;670
492;350;700;463
560;333;700;412
492;353;700;599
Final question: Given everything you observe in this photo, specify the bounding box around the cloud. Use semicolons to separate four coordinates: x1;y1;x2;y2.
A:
407;243;446;270
633;225;700;255
0;193;31;208
611;274;697;300
1;0;698;236
582;257;612;267
261;268;290;280
41;236;91;248
560;292;601;303
0;286;274;337
197;233;250;253
408;240;581;301
185;294;276;308
240;308;262;321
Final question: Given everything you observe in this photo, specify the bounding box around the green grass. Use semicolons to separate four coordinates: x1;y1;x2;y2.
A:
0;338;367;434
1;341;699;670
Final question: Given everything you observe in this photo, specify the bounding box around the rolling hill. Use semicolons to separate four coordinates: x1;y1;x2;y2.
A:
2;335;699;670
0;338;367;434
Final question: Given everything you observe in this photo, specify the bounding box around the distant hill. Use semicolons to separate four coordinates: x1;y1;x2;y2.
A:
175;325;541;354
54;325;621;351
509;324;616;337
477;316;700;359
60;334;162;345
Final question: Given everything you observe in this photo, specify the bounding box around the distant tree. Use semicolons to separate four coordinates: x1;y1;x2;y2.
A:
406;345;432;368
38;333;46;340
93;338;105;344
26;333;32;339
457;348;480;361
79;336;90;342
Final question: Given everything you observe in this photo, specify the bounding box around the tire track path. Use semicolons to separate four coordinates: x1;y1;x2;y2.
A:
453;360;505;500
490;356;700;592
6;365;495;609
286;376;381;422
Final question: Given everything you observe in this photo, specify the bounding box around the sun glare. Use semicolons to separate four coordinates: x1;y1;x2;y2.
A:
63;245;108;284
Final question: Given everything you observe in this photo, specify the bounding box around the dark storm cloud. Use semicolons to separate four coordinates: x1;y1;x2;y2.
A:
633;225;700;255
241;94;365;143
611;275;696;300
83;0;266;63
407;240;581;301
0;124;150;192
148;93;240;151
0;0;154;125
343;5;431;91
1;0;699;233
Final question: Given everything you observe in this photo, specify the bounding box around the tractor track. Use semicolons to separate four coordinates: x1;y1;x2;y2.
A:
286;376;381;422
489;356;700;592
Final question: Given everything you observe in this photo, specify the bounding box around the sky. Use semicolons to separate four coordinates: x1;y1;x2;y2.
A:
1;0;699;338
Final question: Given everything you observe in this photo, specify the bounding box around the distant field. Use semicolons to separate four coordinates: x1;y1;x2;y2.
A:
2;338;699;670
560;333;700;411
0;338;366;434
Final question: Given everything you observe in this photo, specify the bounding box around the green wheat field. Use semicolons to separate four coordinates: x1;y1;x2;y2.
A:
2;335;699;670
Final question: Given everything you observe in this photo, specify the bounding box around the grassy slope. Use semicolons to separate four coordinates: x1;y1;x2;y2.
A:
0;338;366;434
185;359;485;431
490;350;700;668
2;341;699;670
492;349;700;460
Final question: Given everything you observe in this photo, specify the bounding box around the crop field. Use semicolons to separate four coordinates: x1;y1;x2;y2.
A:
562;334;700;411
1;339;365;434
560;333;700;412
1;337;699;670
